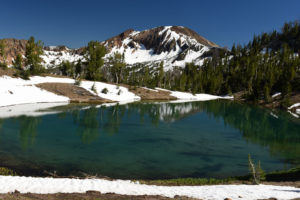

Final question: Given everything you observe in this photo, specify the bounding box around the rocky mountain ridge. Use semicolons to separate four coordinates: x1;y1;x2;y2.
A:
1;26;222;70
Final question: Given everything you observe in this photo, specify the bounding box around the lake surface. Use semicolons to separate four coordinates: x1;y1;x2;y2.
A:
0;101;299;179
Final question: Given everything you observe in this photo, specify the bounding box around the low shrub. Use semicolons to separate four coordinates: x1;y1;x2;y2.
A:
101;88;108;94
117;89;122;95
91;83;97;94
0;167;17;176
74;78;82;86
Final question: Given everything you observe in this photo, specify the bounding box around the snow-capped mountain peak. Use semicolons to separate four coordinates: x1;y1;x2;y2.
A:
103;26;220;69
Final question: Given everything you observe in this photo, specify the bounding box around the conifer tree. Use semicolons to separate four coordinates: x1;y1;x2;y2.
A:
108;52;126;84
13;54;23;70
85;41;106;81
25;36;44;75
158;61;164;87
74;59;83;79
0;40;7;68
59;61;75;77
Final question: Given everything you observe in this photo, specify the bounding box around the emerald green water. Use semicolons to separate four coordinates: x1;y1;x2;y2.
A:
0;101;299;179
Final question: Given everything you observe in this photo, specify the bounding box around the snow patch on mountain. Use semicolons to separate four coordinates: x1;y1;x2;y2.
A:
41;50;85;68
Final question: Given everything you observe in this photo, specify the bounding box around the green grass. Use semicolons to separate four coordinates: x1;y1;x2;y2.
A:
265;167;300;181
140;177;239;186
140;167;300;186
0;167;17;176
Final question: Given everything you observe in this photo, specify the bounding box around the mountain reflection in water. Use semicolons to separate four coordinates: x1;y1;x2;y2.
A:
0;101;299;179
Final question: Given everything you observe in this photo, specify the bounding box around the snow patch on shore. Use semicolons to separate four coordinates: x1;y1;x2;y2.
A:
0;176;299;200
156;88;233;101
0;75;231;108
0;76;140;107
79;81;141;102
0;76;70;107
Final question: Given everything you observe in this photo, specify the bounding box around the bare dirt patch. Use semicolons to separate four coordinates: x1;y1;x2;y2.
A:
40;73;72;79
0;68;16;77
36;83;114;104
120;85;177;101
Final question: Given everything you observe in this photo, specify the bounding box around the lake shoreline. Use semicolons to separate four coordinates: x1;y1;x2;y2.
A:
0;74;232;108
1;165;300;186
1;165;300;199
233;90;300;117
1;71;299;118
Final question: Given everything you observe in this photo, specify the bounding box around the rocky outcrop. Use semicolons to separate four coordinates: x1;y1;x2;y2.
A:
0;38;27;65
104;29;135;51
170;26;218;48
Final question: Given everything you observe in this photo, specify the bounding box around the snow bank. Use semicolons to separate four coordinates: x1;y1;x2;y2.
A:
30;76;140;102
0;76;140;107
156;88;233;101
0;76;70;107
0;176;299;200
79;81;140;102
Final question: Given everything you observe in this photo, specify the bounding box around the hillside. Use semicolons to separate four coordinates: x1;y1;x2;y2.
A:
0;26;222;70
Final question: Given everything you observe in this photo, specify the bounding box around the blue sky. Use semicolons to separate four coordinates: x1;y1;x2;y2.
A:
1;0;299;48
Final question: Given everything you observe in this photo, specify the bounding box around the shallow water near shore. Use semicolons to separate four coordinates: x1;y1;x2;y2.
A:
0;100;299;179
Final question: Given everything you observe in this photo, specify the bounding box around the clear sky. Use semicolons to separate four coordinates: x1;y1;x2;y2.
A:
1;0;299;48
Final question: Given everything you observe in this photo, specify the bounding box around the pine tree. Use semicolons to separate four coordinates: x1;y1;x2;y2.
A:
108;52;126;84
158;61;164;87
0;40;7;68
13;54;23;70
85;41;106;81
25;36;44;75
75;59;82;79
59;61;75;77
263;84;271;102
179;73;187;91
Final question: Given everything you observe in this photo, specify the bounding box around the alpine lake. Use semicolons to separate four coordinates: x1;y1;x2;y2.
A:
0;100;299;180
